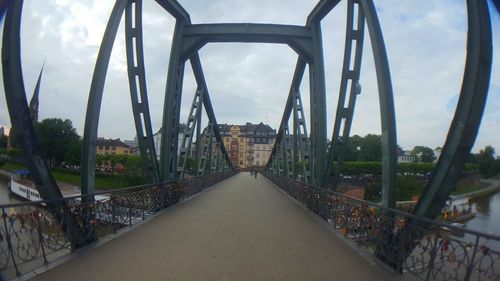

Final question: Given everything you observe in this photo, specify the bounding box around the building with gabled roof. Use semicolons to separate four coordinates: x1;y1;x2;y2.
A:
96;138;132;155
215;122;276;168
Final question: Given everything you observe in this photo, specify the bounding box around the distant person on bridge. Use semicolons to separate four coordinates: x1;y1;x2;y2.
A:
254;170;258;179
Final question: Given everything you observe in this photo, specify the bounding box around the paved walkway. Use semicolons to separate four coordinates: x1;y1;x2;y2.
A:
31;173;396;281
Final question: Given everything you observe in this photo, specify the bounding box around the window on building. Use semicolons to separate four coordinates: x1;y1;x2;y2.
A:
112;152;116;155
256;161;260;165
239;161;243;165
256;153;260;157
112;146;116;150
105;146;109;150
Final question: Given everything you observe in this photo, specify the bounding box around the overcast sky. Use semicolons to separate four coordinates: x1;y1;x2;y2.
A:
0;0;498;154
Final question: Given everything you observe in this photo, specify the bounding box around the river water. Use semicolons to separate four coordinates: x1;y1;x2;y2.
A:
0;176;20;205
468;190;500;236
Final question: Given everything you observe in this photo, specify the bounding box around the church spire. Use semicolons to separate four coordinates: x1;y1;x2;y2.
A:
29;61;44;123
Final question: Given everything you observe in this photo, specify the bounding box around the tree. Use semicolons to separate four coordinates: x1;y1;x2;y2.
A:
0;135;8;149
35;118;80;167
64;138;82;168
476;145;497;178
358;134;381;162
411;146;435;163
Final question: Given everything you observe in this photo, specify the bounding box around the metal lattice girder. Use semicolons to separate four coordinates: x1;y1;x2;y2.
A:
412;0;492;220
325;0;365;187
285;125;294;179
1;0;86;247
160;21;186;181
282;122;292;178
125;0;160;183
197;122;213;175
266;59;306;175
277;141;284;176
82;0;128;196
293;89;311;183
181;23;314;61
213;141;221;173
359;0;398;209
178;87;204;179
189;54;233;169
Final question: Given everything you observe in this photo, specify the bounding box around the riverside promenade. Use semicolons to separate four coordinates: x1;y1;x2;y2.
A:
29;173;396;281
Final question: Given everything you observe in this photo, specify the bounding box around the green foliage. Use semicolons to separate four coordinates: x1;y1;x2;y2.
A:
0;160;25;171
34;118;79;167
411;146;435;163
0;135;8;149
340;161;381;175
0;148;23;162
337;161;478;176
363;175;424;202
333;134;382;162
398;162;434;174
476;145;499;178
64;139;82;168
397;175;425;201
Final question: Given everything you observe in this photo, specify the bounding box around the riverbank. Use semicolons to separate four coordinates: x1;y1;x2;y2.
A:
0;162;143;190
452;179;500;200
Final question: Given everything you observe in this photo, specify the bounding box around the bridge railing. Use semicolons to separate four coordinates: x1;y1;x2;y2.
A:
263;172;500;281
0;171;237;279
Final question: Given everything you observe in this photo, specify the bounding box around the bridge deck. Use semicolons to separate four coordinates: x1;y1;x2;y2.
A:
31;173;396;281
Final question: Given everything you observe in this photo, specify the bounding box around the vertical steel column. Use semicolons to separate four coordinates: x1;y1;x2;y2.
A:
178;88;203;178
360;0;397;208
308;22;328;187
325;0;365;186
125;0;160;183
82;0;128;196
160;21;186;181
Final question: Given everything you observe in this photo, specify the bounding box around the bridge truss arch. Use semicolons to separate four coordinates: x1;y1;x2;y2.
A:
0;0;493;252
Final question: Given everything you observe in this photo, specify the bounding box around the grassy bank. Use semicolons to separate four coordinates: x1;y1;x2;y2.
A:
0;161;139;190
451;174;492;196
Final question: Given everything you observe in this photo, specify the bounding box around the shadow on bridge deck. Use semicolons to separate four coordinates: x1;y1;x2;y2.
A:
30;173;397;281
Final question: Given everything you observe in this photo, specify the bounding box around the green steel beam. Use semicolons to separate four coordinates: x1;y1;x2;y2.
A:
125;0;160;183
82;0;128;195
181;23;314;61
308;22;328;187
325;0;365;188
412;0;492;219
160;21;186;181
360;0;398;209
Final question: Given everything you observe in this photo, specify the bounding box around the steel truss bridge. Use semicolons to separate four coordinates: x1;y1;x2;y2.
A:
0;0;497;280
